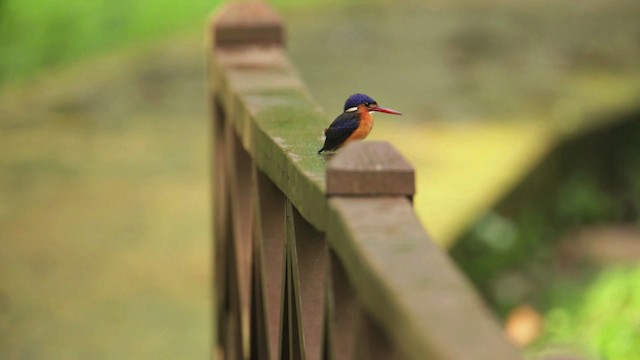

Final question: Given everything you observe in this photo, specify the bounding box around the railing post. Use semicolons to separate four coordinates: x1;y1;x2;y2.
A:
324;141;415;359
210;3;285;359
211;2;284;48
326;141;415;197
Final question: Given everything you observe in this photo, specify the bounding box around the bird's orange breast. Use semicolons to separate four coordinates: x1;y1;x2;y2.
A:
344;110;373;145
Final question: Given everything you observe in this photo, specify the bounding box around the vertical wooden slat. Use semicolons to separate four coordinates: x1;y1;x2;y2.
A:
213;96;240;358
324;252;358;360
355;313;402;360
225;117;256;358
224;230;244;359
250;168;269;359
250;262;267;359
281;201;304;359
279;257;291;360
212;99;228;281
288;204;328;360
212;96;225;356
254;170;286;360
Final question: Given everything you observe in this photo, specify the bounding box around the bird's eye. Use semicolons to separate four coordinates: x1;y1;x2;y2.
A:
364;102;370;107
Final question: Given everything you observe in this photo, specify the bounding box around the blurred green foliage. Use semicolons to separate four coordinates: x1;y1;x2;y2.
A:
453;118;640;292
451;119;640;359
539;265;640;359
0;0;219;83
0;0;344;85
452;168;628;309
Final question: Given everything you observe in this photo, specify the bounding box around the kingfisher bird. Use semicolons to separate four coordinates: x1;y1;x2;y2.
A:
318;93;401;154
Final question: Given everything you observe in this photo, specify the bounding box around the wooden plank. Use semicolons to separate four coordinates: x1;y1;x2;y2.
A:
210;7;329;231
327;197;521;360
326;141;415;196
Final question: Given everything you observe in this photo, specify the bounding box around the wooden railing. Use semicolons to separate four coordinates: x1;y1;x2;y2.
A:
209;2;520;359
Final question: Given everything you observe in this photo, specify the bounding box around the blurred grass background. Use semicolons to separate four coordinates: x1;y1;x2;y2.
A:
2;0;640;359
0;0;343;84
0;0;214;83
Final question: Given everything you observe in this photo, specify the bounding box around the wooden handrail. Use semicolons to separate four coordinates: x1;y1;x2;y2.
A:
209;2;521;359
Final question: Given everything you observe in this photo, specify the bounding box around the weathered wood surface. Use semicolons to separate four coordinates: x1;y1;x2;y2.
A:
210;10;328;229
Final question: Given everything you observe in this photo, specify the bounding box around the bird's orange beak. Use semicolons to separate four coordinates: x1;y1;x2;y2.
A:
372;105;402;115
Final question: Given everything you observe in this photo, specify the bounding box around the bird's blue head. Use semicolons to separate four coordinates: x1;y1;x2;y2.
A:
342;93;402;115
344;93;376;111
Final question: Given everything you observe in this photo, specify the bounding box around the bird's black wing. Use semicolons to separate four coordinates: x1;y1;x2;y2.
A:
318;112;360;153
